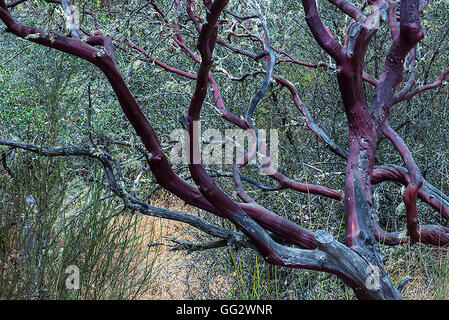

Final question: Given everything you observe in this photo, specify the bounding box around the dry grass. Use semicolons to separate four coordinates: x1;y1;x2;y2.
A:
384;244;449;300
137;190;207;300
130;190;449;300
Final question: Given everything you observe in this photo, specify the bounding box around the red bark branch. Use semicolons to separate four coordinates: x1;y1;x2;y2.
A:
395;65;449;103
5;0;447;300
328;0;366;21
301;0;346;63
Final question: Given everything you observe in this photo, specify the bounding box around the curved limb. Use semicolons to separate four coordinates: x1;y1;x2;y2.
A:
301;0;346;63
0;139;254;248
183;0;400;299
381;121;449;245
394;66;449;104
327;0;366;21
1;0;441;299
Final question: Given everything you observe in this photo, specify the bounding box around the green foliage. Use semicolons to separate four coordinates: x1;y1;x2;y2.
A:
0;0;448;300
0;154;158;299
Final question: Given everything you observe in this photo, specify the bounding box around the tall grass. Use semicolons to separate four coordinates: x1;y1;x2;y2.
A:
0;153;158;299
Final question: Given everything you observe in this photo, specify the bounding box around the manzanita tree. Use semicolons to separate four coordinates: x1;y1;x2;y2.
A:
1;0;448;300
